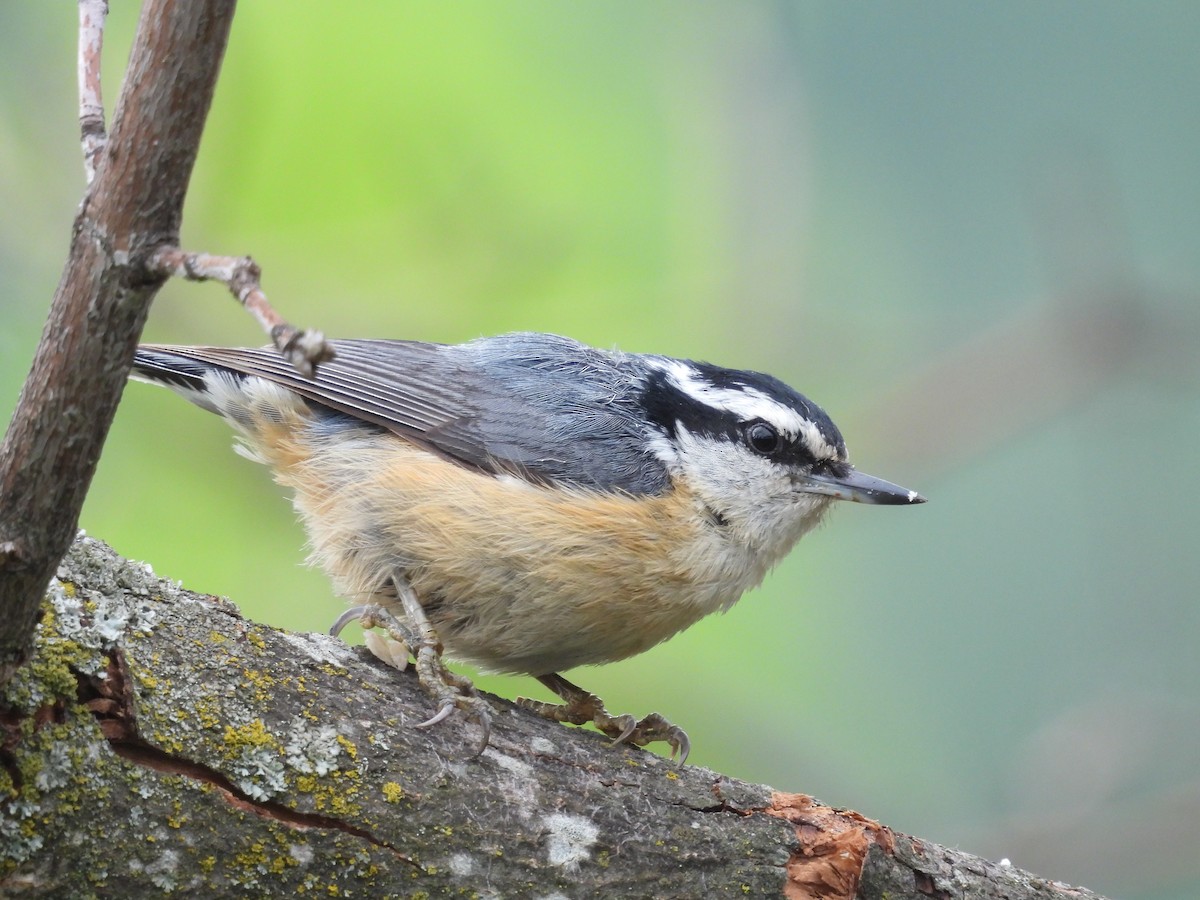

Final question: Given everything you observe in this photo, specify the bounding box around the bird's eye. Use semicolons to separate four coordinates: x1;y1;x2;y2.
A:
745;422;781;455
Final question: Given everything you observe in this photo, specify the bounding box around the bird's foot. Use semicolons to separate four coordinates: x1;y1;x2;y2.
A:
519;673;689;764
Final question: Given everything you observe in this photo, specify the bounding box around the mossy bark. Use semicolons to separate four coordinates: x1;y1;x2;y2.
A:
0;537;1109;899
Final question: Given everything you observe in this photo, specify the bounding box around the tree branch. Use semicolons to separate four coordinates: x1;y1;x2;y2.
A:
0;0;238;685
0;536;1112;899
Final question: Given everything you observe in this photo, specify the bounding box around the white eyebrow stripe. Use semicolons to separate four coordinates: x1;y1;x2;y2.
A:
650;359;838;460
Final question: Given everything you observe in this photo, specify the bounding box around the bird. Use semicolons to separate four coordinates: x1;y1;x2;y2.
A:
131;331;924;763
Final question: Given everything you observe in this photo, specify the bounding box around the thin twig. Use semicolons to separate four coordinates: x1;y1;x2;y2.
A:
146;247;336;377
78;0;108;184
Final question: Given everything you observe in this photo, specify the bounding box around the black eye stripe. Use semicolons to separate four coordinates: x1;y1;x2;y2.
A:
639;363;847;463
641;369;743;443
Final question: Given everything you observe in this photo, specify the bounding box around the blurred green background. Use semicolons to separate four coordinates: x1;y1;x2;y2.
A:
3;4;1198;897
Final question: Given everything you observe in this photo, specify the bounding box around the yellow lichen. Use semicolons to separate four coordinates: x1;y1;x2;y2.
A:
192;697;223;731
241;668;277;704
223;720;278;751
137;671;159;691
382;782;404;803
234;841;269;872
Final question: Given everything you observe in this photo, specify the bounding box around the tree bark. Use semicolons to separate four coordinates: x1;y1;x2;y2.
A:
0;536;1111;899
0;1;236;684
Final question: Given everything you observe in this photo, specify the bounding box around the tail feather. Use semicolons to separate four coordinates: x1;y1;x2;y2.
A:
131;347;225;391
131;344;319;455
131;347;251;417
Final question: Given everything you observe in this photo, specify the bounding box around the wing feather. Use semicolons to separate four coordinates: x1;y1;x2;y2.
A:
140;340;461;429
135;336;671;494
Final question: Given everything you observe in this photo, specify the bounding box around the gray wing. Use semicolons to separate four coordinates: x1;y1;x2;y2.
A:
134;333;671;495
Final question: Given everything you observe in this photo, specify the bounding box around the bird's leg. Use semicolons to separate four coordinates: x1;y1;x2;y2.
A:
329;576;492;755
519;672;690;764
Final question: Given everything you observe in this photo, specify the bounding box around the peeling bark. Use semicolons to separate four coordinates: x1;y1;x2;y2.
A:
0;536;1111;899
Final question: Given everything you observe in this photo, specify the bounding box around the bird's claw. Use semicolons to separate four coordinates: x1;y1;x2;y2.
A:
609;713;690;764
415;699;456;730
329;604;372;639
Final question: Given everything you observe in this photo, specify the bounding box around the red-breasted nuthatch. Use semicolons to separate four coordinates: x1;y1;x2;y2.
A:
132;332;924;762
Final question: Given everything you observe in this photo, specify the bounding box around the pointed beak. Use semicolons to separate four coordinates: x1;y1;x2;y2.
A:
798;465;926;505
